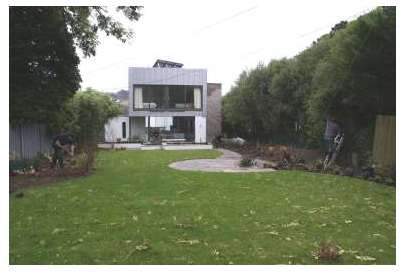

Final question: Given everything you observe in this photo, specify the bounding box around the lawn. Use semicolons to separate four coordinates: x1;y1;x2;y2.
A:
10;150;396;264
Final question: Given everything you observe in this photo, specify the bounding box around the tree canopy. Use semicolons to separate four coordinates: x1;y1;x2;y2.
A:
10;6;142;125
222;7;395;159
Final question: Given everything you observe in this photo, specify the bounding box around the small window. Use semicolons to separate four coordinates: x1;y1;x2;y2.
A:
122;122;126;139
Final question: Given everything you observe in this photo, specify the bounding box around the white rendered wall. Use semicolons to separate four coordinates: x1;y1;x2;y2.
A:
104;116;129;142
195;116;207;143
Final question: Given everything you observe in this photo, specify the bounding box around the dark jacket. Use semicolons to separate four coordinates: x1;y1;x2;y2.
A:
52;133;74;149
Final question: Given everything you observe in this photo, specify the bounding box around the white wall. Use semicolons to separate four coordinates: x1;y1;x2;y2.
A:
105;116;129;142
195;116;207;143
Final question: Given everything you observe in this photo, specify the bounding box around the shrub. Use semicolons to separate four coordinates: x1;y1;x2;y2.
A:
31;153;50;171
9;153;50;174
9;159;31;174
239;157;253;167
70;152;89;171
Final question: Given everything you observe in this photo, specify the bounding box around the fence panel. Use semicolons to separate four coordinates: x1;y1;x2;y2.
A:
9;124;52;160
372;115;396;171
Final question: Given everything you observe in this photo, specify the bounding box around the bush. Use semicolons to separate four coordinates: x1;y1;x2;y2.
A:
70;152;89;170
31;153;50;171
9;153;50;174
239;157;253;167
9;159;31;174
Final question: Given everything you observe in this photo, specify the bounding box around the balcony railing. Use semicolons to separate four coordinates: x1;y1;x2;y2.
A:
134;102;201;111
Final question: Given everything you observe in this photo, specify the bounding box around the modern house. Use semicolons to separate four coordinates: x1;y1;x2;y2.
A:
104;60;221;144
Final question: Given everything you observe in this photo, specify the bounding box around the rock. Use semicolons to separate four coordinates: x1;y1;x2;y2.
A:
308;159;323;171
267;146;275;156
223;137;246;146
253;159;265;168
264;161;279;169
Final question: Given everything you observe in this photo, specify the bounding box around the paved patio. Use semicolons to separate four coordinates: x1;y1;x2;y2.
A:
169;148;276;173
98;143;213;150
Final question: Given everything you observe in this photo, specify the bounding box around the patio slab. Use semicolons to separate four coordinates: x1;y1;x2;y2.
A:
98;143;213;150
169;148;276;173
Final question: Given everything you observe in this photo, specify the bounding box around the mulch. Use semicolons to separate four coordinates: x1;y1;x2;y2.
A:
219;143;322;163
9;168;90;193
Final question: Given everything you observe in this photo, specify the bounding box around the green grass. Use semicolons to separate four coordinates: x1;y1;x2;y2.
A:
10;150;396;264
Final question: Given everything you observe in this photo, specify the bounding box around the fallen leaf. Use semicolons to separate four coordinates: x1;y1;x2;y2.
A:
135;244;149;251
52;228;66;235
176;239;200;245
355;255;376;262
265;231;279;236
283;222;300;228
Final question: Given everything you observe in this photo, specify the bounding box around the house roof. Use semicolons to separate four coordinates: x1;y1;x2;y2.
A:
153;59;183;68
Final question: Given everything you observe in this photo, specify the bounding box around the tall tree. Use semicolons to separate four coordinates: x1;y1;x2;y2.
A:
10;6;142;125
223;6;395;158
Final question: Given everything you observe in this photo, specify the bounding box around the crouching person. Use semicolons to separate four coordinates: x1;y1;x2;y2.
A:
52;128;75;169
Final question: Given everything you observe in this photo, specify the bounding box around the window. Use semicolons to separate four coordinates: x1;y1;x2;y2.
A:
133;85;202;110
122;122;126;139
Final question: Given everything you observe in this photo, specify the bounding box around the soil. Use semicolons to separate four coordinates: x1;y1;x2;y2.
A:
9;168;90;193
218;143;323;163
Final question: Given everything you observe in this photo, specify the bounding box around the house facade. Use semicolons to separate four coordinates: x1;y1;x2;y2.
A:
104;60;221;144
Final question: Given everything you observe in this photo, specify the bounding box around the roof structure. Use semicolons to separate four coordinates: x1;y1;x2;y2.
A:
153;59;183;68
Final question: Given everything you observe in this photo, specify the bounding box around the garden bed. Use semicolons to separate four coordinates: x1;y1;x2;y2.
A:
10;168;90;193
217;142;395;186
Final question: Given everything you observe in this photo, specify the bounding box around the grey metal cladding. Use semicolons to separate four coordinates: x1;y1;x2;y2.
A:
129;67;207;85
128;67;208;117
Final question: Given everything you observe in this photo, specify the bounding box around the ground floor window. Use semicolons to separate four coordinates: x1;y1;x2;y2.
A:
146;116;195;141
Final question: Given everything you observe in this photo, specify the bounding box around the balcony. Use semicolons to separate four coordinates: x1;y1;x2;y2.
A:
133;85;202;111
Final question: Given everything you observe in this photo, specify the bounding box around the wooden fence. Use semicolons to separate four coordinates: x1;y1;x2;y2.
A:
372;115;396;173
9;124;52;160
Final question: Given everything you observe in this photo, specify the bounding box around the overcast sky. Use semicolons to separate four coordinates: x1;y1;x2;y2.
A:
78;0;377;95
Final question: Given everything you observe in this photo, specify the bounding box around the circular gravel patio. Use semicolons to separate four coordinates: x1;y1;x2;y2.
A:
169;148;276;173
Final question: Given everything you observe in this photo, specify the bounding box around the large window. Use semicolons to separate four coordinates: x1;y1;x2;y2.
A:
133;85;202;111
